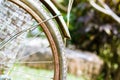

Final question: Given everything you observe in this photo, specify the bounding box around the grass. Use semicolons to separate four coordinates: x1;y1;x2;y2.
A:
7;65;85;80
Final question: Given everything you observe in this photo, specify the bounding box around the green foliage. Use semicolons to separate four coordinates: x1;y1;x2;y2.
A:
9;65;84;80
60;0;120;80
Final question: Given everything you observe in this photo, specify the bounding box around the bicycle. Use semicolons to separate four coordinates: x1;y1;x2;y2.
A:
0;0;70;80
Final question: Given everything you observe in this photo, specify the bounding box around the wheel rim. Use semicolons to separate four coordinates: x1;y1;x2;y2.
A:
0;0;61;80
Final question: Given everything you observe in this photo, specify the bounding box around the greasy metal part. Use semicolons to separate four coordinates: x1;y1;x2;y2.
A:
7;0;61;80
40;0;71;39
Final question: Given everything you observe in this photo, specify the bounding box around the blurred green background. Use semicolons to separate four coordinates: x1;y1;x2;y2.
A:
52;0;120;80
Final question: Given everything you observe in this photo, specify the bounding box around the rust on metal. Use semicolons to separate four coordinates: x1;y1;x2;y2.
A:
8;0;61;80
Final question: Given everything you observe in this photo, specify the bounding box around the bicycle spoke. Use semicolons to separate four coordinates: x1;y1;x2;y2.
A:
0;15;60;50
11;67;53;79
0;66;54;79
0;0;66;79
0;61;53;64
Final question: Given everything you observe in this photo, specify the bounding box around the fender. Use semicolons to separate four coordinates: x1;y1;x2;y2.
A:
40;0;71;39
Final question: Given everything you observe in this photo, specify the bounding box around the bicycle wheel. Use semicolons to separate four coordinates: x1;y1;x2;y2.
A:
0;0;67;80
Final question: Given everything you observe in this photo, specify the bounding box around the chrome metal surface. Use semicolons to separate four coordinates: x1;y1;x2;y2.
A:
40;0;71;39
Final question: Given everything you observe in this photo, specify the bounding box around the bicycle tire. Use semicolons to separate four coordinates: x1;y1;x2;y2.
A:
0;0;67;80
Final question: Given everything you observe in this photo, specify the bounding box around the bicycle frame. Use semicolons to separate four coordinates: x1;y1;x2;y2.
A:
40;0;71;39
